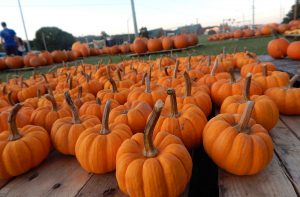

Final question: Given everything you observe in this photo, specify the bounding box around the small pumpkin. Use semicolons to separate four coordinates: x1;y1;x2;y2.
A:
0;104;50;179
116;100;192;197
267;36;289;59
287;41;300;60
203;101;274;175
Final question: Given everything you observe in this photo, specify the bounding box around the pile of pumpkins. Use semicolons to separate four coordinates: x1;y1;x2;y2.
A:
101;33;199;55
0;51;299;197
0;42;101;71
208;20;300;41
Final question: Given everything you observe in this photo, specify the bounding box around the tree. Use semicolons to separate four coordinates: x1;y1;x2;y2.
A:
33;27;75;51
139;27;149;38
207;29;217;35
282;0;300;23
100;31;110;39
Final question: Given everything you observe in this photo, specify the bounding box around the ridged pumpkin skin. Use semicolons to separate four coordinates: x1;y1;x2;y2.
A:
147;38;163;52
162;37;173;50
0;104;51;179
173;34;188;49
267;38;289;59
252;71;290;92
109;101;152;134
134;39;148;54
287;41;300;60
75;100;133;173
240;62;277;78
203;103;273;175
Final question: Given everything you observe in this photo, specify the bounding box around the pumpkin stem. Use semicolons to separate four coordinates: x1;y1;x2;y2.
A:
164;67;169;76
46;85;54;97
132;68;138;75
187;55;192;71
8;103;22;141
109;78;118;93
141;72;147;86
77;86;83;100
159;57;162;71
7;91;15;106
210;59;218;76
96;97;101;105
288;75;299;88
41;74;49;84
229;69;236;84
148;65;152;81
262;64;268;77
143;100;164;158
236;101;255;132
22;82;29;88
2;85;7;95
173;60;179;79
167;88;179;117
184;71;192;97
106;65;112;79
68;77;73;90
37;88;41;98
45;94;58;112
207;56;211;66
64;91;81;124
117;68;122;81
100;100;112;135
243;73;252;101
145;74;151;93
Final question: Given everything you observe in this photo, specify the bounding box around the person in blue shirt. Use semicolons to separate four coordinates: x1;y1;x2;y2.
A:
0;22;18;56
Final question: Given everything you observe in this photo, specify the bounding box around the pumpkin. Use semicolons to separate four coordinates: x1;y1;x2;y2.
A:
154;89;207;149
233;30;243;38
39;51;53;65
252;65;290;92
116;100;192;197
0;104;50;179
97;78;129;105
211;70;263;106
203;101;274;175
51;50;68;63
0;58;7;70
287;41;300;60
220;73;279;130
240;62;277;78
277;24;289;33
30;94;71;133
134;39;148;54
109;100;152;134
29;55;47;67
75;100;132;173
265;75;300;115
5;56;24;69
147;38;163;52
267;36;289;59
173;34;188;49
79;97;119;120
80;72;103;96
261;25;272;35
162;37;173;50
51;92;100;155
66;50;79;61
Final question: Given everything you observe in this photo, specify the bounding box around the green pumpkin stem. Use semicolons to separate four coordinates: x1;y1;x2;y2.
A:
243;73;252;101
100;100;112;135
167;88;179;117
8;103;22;141
45;94;58;112
184;71;192;97
288;75;299;88
143;100;164;157
210;59;218;76
236;101;255;131
64;91;81;124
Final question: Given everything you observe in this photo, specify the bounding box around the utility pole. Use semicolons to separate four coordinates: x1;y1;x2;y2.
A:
42;32;47;51
294;0;299;20
17;0;31;51
252;0;255;29
130;0;139;37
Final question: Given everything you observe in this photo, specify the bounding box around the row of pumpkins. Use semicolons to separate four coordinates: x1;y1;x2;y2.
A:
267;35;300;60
101;33;199;55
208;20;300;41
0;52;299;196
0;42;101;70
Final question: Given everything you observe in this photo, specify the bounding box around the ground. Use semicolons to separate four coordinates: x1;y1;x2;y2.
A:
0;35;273;81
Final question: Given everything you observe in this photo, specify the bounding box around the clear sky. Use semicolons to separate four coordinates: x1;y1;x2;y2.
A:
0;0;295;40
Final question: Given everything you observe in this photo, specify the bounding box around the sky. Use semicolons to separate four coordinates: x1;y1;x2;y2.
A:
0;0;295;40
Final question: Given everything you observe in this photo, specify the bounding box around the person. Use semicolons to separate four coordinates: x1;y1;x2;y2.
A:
17;37;26;56
0;22;19;56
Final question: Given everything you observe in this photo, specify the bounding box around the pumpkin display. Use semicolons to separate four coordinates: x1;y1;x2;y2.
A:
203;101;274;175
0;104;51;179
51;92;100;155
30;94;71;133
154;89;207;149
109;100;152;134
221;73;279;130
75;100;132;173
287;41;300;60
265;75;300;115
116;100;192;197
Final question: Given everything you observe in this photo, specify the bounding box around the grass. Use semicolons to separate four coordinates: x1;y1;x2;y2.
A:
0;35;273;81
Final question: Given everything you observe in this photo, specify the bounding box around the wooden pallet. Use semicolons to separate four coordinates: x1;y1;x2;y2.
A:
127;44;203;58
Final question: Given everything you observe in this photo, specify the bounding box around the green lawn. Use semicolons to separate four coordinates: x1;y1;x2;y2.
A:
0;35;273;81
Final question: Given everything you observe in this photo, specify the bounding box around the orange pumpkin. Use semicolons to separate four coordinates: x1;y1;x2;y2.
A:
161;36;173;50
173;34;188;49
267;37;289;59
240;62;277;78
5;56;24;69
203;101;274;175
287;41;300;60
116;100;192;197
147;38;163;52
39;51;53;65
133;39;148;54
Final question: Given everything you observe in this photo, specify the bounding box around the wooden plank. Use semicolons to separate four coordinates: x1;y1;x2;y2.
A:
280;115;300;139
0;151;92;197
218;155;297;197
77;173;189;197
270;119;300;193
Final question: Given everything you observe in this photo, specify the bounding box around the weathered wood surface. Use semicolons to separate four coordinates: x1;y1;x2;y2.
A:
219;116;300;197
